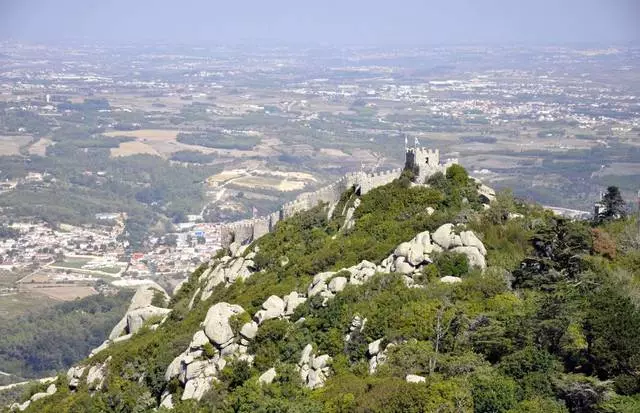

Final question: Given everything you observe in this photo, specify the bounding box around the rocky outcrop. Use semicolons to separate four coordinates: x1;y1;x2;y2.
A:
200;255;255;302
344;314;367;342
283;292;306;316
91;284;171;357
439;276;462;284
477;182;496;204
367;339;396;374
297;344;332;389
431;224;463;250
66;366;85;389
451;246;486;270
378;224;488;282
11;383;58;410
86;358;110;391
254;295;286;325
67;357;111;392
159;391;174;409
165;302;255;401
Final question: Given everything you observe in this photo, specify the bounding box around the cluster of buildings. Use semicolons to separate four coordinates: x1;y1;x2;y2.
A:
0;216;222;282
127;222;222;277
0;219;125;270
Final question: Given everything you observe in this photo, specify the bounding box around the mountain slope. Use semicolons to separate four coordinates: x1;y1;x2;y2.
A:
6;167;640;413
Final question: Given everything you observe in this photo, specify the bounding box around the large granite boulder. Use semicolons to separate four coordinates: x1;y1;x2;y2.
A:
203;302;245;347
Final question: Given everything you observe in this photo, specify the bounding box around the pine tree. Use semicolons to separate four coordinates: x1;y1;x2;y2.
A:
598;186;626;222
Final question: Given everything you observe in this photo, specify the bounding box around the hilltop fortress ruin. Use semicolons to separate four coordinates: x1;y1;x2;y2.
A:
220;146;458;248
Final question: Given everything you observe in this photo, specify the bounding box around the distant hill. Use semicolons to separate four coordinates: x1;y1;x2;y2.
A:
7;166;640;413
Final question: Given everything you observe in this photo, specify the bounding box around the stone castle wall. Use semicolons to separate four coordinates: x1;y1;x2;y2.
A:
220;147;454;248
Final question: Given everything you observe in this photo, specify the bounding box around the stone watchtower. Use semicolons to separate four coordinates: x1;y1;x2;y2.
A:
404;147;442;183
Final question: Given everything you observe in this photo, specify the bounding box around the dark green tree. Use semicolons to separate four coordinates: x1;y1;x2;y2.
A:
596;186;626;223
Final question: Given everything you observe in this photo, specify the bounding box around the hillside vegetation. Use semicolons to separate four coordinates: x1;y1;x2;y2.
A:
7;166;640;413
0;291;133;381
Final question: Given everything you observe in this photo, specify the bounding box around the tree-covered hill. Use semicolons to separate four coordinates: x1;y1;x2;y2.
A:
0;291;133;382
6;166;640;413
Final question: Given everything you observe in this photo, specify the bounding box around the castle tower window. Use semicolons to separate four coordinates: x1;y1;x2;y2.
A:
425;157;429;164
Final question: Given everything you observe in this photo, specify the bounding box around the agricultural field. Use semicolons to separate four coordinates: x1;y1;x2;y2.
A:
0;136;31;156
26;138;52;156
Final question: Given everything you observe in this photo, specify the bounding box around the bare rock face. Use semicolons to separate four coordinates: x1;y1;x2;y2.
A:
477;183;496;203
108;284;170;341
86;357;111;391
107;315;129;341
160;392;174;409
297;343;331;389
394;242;412;258
440;276;463;284
307;368;327;389
128;283;169;312
203;302;245;347
165;351;186;381
255;295;286;325
299;344;314;366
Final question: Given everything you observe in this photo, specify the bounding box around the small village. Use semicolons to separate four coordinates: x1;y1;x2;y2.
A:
0;215;222;300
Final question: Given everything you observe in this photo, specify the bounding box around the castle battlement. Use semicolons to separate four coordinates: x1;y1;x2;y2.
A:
220;146;454;248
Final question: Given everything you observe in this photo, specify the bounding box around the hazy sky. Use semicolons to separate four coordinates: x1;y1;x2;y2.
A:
0;0;638;45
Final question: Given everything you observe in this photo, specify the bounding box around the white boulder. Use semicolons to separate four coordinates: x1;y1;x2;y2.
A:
406;374;426;383
182;376;214;401
240;321;259;340
189;330;210;349
439;276;463;284
299;344;313;366
368;338;383;356
258;368;277;385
